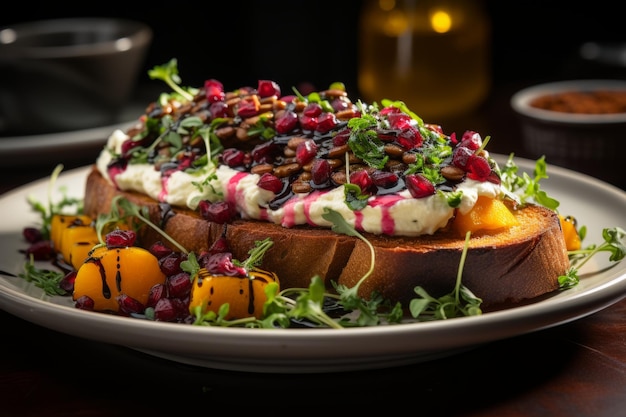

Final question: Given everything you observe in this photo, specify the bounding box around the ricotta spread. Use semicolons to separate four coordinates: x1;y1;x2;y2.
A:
96;130;501;237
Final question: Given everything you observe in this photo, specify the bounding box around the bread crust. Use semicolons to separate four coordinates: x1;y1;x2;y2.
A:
84;166;570;308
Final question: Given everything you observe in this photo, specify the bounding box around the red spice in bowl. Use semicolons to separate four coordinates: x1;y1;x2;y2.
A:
511;80;626;189
529;90;626;114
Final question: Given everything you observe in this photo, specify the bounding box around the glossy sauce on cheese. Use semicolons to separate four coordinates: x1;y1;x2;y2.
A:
97;130;501;237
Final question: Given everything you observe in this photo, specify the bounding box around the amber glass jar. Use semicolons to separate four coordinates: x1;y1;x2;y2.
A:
358;0;491;122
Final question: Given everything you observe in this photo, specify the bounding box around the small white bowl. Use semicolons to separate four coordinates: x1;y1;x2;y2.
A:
510;79;626;188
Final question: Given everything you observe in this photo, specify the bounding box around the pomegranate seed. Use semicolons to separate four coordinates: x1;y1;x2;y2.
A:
257;173;283;193
167;272;192;299
333;129;351;146
159;252;185;276
303;102;323;117
207;252;247;277
198;200;235;224
371;170;399;188
460;131;482;150
350;170;374;194
24;240;54;260
452;146;474;169
406;174;436;198
221;148;246;167
75;295;95;311
396;127;422;149
59;271;77;293
295;140;318;165
316;112;338;133
117;293;146;315
209;101;229;119
466;154;492;181
330;97;351;112
257;80;280;98
251;141;280;164
23;227;43;243
299;115;318;131
147;283;166;308
148;241;173;260
311;159;331;184
105;230;136;248
204;79;225;102
153;298;178;321
236;96;260;118
208;236;230;255
275;111;298;134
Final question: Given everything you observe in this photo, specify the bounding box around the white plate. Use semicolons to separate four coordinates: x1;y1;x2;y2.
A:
1;156;626;373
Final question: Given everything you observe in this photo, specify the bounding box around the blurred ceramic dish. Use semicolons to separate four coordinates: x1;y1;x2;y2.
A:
0;104;143;167
0;18;152;135
510;79;626;189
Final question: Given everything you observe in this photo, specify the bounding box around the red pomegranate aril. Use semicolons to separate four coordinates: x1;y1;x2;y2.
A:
251;141;280;164
257;80;280;98
299;115;318;131
199;200;235;224
59;271;77;293
149;241;174;260
208;236;230;255
75;295;95;311
311;159;331;184
147;283;166;308
105;230;136;248
208;101;229;119
350;170;374;194
236;96;261;118
333;129;351;146
295;140;318;165
316;112;338;133
460;131;482;150
371;170;399;188
205;79;225;102
167;272;192;299
303;102;323;117
24;240;54;260
207;252;247;277
257;173;283;193
221;148;246;167
406;174;436;198
117;293;146;315
23;227;43;243
153;298;178;321
452;146;474;169
158;252;185;276
466;154;492;181
275;110;298;134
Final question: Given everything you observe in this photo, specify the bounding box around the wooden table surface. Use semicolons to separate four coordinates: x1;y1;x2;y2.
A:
1;82;625;416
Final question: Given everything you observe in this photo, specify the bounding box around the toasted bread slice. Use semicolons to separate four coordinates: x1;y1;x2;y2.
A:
84;166;570;308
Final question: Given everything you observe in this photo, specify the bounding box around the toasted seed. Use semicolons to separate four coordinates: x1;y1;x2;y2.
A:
251;163;274;175
274;163;301;177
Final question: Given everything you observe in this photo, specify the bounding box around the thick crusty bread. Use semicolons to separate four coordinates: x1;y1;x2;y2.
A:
83;166;570;308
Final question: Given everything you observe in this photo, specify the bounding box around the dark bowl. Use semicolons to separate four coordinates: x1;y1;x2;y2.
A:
510;79;626;188
0;18;152;135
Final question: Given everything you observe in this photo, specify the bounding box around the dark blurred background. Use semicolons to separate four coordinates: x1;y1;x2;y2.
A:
2;0;623;99
1;0;625;188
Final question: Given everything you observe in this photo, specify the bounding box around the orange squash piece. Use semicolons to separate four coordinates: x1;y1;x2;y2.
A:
559;215;582;251
454;196;519;235
73;246;166;312
189;268;279;320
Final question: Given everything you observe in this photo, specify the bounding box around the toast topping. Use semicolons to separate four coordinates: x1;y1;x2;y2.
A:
96;63;503;237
